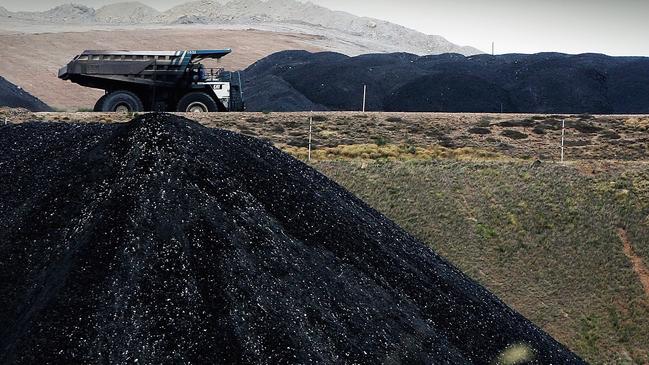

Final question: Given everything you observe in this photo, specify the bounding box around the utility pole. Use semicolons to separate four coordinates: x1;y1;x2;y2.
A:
362;84;367;112
492;42;495;56
308;112;313;162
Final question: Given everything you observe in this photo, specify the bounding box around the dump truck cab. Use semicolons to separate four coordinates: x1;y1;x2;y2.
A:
58;49;245;113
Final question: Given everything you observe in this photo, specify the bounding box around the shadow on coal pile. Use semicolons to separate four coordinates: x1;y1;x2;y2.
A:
0;113;584;364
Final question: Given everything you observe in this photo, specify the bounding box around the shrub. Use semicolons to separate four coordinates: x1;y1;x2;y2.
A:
501;130;529;140
246;117;268;123
371;135;389;146
468;127;492;135
477;117;492;127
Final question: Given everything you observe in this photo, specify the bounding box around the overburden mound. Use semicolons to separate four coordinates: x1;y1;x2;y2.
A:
0;114;584;364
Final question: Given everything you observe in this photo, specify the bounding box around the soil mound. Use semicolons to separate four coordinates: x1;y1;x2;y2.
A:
0;76;52;112
0;114;584;364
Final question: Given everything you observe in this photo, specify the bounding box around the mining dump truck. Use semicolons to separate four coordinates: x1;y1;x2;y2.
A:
58;49;244;112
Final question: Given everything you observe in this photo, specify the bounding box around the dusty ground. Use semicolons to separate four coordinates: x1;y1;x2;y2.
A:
0;28;324;110
3;109;647;162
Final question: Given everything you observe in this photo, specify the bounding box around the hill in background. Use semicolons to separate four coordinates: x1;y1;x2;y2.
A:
242;51;649;114
0;0;480;57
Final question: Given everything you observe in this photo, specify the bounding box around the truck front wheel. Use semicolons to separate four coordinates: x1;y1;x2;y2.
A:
177;92;218;113
99;91;144;113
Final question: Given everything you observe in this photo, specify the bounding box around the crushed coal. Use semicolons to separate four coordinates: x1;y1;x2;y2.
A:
243;50;649;114
0;113;584;364
0;76;52;112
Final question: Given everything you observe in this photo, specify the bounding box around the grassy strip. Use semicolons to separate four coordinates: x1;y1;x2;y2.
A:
313;160;649;364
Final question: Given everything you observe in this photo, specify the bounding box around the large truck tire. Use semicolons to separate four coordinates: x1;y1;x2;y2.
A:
93;94;108;112
100;91;144;113
177;92;218;113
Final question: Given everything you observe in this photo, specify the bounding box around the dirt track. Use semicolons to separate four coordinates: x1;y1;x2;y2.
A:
619;228;649;300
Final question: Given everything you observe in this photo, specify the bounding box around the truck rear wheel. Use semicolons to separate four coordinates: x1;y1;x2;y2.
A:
177;92;218;113
100;91;143;113
93;94;108;112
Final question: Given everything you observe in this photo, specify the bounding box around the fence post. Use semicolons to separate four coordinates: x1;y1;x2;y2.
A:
560;119;565;163
362;85;367;113
308;113;313;162
4;117;7;126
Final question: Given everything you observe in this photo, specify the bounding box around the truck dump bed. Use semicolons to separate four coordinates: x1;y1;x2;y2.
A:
58;49;232;89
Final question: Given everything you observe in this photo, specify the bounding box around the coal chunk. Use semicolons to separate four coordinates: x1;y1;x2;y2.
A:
0;113;584;364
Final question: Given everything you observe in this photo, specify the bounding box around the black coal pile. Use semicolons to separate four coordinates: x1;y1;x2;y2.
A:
0;114;584;364
243;50;649;114
0;76;52;112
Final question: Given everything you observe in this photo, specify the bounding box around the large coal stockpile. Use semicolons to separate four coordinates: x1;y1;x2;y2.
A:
243;50;649;113
0;76;52;112
0;114;584;364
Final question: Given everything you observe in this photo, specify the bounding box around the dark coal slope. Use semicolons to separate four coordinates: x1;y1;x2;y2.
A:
0;76;52;111
0;114;584;364
243;50;649;113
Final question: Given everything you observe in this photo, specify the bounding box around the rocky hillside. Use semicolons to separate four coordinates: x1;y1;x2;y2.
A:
95;2;160;24
242;51;649;113
0;0;480;56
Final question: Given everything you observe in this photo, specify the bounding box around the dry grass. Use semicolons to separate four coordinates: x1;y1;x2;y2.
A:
282;143;505;161
5;111;648;162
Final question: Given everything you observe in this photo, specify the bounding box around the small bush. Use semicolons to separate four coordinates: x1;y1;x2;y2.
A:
501;130;529;140
498;119;535;128
569;121;602;134
599;131;621;140
386;116;403;123
270;125;285;133
246;117;268;123
477;117;492;127
371;135;389;146
311;115;328;122
565;140;591;147
468;127;491;135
